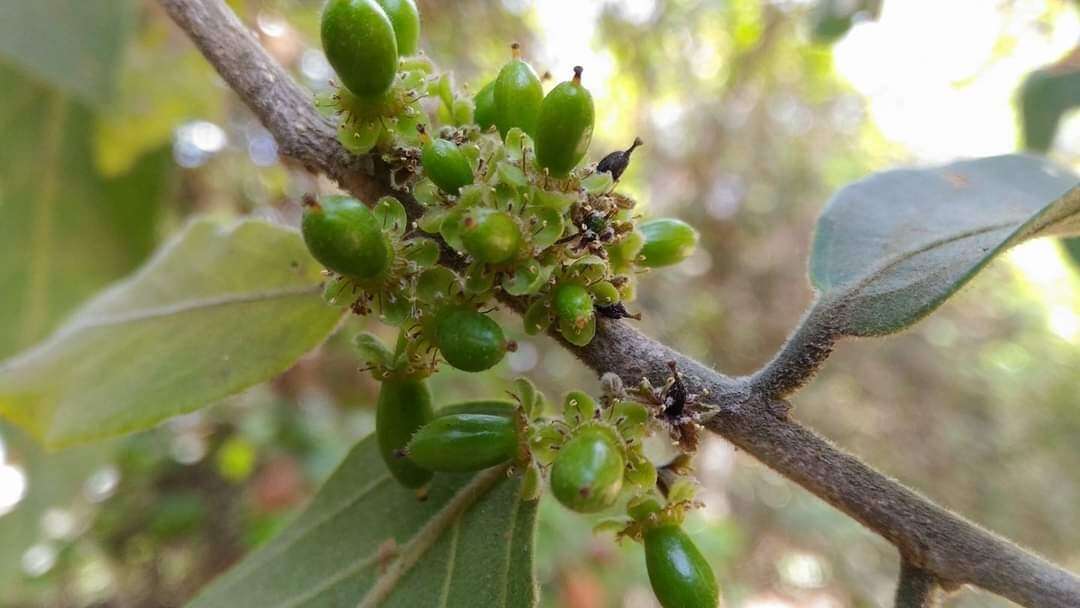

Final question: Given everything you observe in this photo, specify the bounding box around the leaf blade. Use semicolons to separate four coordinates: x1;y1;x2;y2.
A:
188;436;538;608
809;154;1079;336
0;0;133;107
0;219;343;447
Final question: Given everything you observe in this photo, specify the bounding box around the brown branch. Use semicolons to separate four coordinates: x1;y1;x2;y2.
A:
157;1;1080;606
895;560;946;607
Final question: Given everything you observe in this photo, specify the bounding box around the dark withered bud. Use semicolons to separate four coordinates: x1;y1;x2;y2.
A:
596;136;643;182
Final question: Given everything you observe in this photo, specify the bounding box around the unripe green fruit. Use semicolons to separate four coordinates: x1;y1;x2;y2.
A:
558;314;596;347
494;45;543;138
553;282;594;325
638;218;699;268
474;80;497;131
550;425;624;513
406;414;518;472
590;281;620;306
461;208;523;264
535;67;595;177
435;306;509;372
437;400;517;418
376;378;434;488
301;195;393;279
373;0;420;56
421;137;474;195
644;525;719;608
321;0;399;99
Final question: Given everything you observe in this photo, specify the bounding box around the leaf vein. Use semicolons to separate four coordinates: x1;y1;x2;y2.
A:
356;466;509;608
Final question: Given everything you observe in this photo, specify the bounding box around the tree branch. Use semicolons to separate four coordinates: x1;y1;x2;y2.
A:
157;1;1080;606
895;560;945;607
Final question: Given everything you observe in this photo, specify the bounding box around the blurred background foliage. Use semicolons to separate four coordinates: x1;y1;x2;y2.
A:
0;0;1078;607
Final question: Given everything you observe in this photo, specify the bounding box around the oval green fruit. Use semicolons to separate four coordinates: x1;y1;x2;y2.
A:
550;425;624;513
590;281;620;306
421;137;474;195
461;208;523;264
406;414;519;472
301;195;393;279
373;0;420;56
474;80;497;131
321;0;399;99
437;400;517;418
535;66;595;177
376;377;434;488
435;306;508;372
644;525;719;608
639;218;699;268
553;282;593;325
493;44;543;138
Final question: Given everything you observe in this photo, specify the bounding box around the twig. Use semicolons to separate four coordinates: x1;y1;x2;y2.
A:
895;560;945;608
157;1;1080;606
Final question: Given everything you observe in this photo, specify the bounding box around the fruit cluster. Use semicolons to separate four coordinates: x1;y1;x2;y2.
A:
304;1;715;606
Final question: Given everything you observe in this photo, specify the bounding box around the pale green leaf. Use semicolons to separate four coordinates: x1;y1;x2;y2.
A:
809;154;1079;337
0;66;174;360
0;219;343;448
0;0;133;107
188;436;538;608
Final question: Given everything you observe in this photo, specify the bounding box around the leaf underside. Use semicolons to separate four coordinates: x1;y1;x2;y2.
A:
0;0;133;107
0;219;343;448
809;154;1080;337
188;436;538;608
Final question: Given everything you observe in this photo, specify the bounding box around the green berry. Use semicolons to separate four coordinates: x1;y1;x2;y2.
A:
644;524;719;608
435;306;509;372
405;414;519;472
373;0;420;56
550;424;624;513
461;208;523;264
494;44;543;138
474;80;497;131
421;136;474;195
321;0;399;99
437;400;517;418
376;378;434;488
535;66;595;177
301;195;393;280
590;281;621;306
553;282;594;325
639;219;698;268
558;314;596;347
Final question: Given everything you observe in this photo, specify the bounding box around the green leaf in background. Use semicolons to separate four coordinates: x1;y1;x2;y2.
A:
0;219;344;448
1019;47;1080;154
189;436;538;608
0;66;175;360
809;154;1079;337
0;0;133;107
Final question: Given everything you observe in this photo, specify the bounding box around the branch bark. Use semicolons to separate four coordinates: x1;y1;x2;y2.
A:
895;560;945;608
157;1;1080;606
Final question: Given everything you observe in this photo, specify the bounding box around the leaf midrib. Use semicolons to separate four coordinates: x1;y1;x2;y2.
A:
356;465;511;608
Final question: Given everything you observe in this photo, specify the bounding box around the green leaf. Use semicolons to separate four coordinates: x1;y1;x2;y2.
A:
0;0;134;107
809;154;1079;337
0;219;343;448
188;436;538;608
0;66;174;360
1019;50;1080;154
